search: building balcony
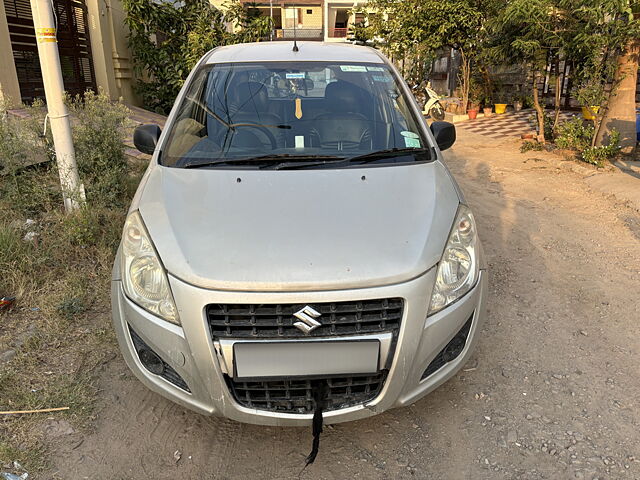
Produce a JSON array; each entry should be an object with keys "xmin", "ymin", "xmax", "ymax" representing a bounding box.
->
[
  {"xmin": 274, "ymin": 28, "xmax": 324, "ymax": 41},
  {"xmin": 328, "ymin": 27, "xmax": 348, "ymax": 38}
]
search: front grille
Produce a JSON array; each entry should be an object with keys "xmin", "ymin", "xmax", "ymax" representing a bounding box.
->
[
  {"xmin": 226, "ymin": 372, "xmax": 387, "ymax": 414},
  {"xmin": 207, "ymin": 298, "xmax": 404, "ymax": 338}
]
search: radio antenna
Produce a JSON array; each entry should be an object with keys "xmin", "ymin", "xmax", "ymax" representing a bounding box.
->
[{"xmin": 292, "ymin": 6, "xmax": 299, "ymax": 51}]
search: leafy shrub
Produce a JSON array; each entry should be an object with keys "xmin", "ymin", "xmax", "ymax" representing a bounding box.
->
[
  {"xmin": 67, "ymin": 90, "xmax": 131, "ymax": 208},
  {"xmin": 123, "ymin": 0, "xmax": 272, "ymax": 113},
  {"xmin": 0, "ymin": 92, "xmax": 135, "ymax": 474},
  {"xmin": 0, "ymin": 99, "xmax": 61, "ymax": 216},
  {"xmin": 1, "ymin": 91, "xmax": 131, "ymax": 216},
  {"xmin": 555, "ymin": 117, "xmax": 594, "ymax": 151},
  {"xmin": 520, "ymin": 140, "xmax": 543, "ymax": 152},
  {"xmin": 581, "ymin": 129, "xmax": 621, "ymax": 167}
]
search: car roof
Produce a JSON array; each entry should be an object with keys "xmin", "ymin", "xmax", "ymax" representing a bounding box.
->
[{"xmin": 204, "ymin": 41, "xmax": 387, "ymax": 64}]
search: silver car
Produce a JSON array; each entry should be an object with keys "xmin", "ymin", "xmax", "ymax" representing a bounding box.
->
[{"xmin": 111, "ymin": 41, "xmax": 487, "ymax": 426}]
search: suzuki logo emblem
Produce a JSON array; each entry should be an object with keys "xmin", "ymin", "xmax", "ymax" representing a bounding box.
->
[{"xmin": 293, "ymin": 306, "xmax": 322, "ymax": 334}]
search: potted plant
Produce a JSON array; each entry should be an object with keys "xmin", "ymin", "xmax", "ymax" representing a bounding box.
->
[
  {"xmin": 492, "ymin": 82, "xmax": 507, "ymax": 114},
  {"xmin": 481, "ymin": 94, "xmax": 493, "ymax": 117},
  {"xmin": 581, "ymin": 106, "xmax": 599, "ymax": 121},
  {"xmin": 494, "ymin": 102, "xmax": 508, "ymax": 114},
  {"xmin": 576, "ymin": 81, "xmax": 605, "ymax": 124},
  {"xmin": 467, "ymin": 101, "xmax": 479, "ymax": 120},
  {"xmin": 494, "ymin": 93, "xmax": 508, "ymax": 114},
  {"xmin": 467, "ymin": 81, "xmax": 482, "ymax": 120},
  {"xmin": 513, "ymin": 95, "xmax": 523, "ymax": 112}
]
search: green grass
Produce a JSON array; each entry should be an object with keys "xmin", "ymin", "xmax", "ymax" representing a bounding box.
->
[
  {"xmin": 0, "ymin": 204, "xmax": 129, "ymax": 475},
  {"xmin": 0, "ymin": 441, "xmax": 47, "ymax": 475},
  {"xmin": 0, "ymin": 91, "xmax": 143, "ymax": 477}
]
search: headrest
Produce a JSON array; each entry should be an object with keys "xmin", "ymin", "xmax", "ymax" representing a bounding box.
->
[
  {"xmin": 228, "ymin": 81, "xmax": 269, "ymax": 115},
  {"xmin": 324, "ymin": 81, "xmax": 363, "ymax": 113}
]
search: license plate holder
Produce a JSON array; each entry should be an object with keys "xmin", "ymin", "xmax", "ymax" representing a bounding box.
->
[{"xmin": 233, "ymin": 340, "xmax": 380, "ymax": 379}]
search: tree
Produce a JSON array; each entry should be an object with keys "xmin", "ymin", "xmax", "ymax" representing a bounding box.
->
[
  {"xmin": 366, "ymin": 0, "xmax": 486, "ymax": 111},
  {"xmin": 122, "ymin": 0, "xmax": 272, "ymax": 113},
  {"xmin": 487, "ymin": 0, "xmax": 567, "ymax": 143},
  {"xmin": 597, "ymin": 39, "xmax": 639, "ymax": 153},
  {"xmin": 567, "ymin": 0, "xmax": 640, "ymax": 152},
  {"xmin": 223, "ymin": 1, "xmax": 273, "ymax": 44},
  {"xmin": 348, "ymin": 10, "xmax": 374, "ymax": 45}
]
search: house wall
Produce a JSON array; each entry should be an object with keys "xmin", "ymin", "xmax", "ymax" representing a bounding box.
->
[
  {"xmin": 298, "ymin": 6, "xmax": 322, "ymax": 28},
  {"xmin": 0, "ymin": 0, "xmax": 139, "ymax": 107},
  {"xmin": 324, "ymin": 0, "xmax": 370, "ymax": 42},
  {"xmin": 0, "ymin": 0, "xmax": 22, "ymax": 105}
]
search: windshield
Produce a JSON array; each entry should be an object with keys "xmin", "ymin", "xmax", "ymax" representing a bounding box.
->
[{"xmin": 160, "ymin": 61, "xmax": 430, "ymax": 168}]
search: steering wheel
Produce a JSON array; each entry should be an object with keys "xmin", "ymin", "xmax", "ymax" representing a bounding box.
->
[
  {"xmin": 216, "ymin": 124, "xmax": 278, "ymax": 150},
  {"xmin": 237, "ymin": 124, "xmax": 278, "ymax": 150}
]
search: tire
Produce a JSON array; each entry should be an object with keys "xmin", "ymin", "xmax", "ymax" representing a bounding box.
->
[{"xmin": 429, "ymin": 103, "xmax": 445, "ymax": 121}]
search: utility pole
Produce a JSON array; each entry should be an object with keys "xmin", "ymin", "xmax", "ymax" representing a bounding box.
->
[
  {"xmin": 269, "ymin": 0, "xmax": 273, "ymax": 41},
  {"xmin": 30, "ymin": 0, "xmax": 85, "ymax": 212}
]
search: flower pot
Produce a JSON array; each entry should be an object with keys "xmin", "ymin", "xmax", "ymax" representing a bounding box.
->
[
  {"xmin": 494, "ymin": 103, "xmax": 507, "ymax": 114},
  {"xmin": 467, "ymin": 109, "xmax": 478, "ymax": 120},
  {"xmin": 483, "ymin": 107, "xmax": 493, "ymax": 117},
  {"xmin": 581, "ymin": 106, "xmax": 599, "ymax": 121},
  {"xmin": 513, "ymin": 101, "xmax": 522, "ymax": 112}
]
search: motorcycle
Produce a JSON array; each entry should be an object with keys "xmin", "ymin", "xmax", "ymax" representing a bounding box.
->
[{"xmin": 411, "ymin": 82, "xmax": 445, "ymax": 121}]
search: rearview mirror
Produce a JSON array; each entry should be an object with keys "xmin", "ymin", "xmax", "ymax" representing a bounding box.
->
[
  {"xmin": 133, "ymin": 124, "xmax": 162, "ymax": 155},
  {"xmin": 430, "ymin": 121, "xmax": 456, "ymax": 151}
]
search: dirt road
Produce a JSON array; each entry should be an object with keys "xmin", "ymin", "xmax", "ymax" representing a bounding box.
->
[{"xmin": 50, "ymin": 131, "xmax": 640, "ymax": 479}]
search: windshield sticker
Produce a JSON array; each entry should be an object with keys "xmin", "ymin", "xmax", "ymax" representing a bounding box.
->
[
  {"xmin": 340, "ymin": 65, "xmax": 368, "ymax": 72},
  {"xmin": 286, "ymin": 72, "xmax": 305, "ymax": 79},
  {"xmin": 372, "ymin": 75, "xmax": 391, "ymax": 82},
  {"xmin": 367, "ymin": 66, "xmax": 385, "ymax": 72},
  {"xmin": 295, "ymin": 135, "xmax": 305, "ymax": 149},
  {"xmin": 400, "ymin": 131, "xmax": 420, "ymax": 139},
  {"xmin": 404, "ymin": 137, "xmax": 422, "ymax": 148}
]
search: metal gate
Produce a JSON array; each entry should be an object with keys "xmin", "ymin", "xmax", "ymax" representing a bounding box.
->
[{"xmin": 4, "ymin": 0, "xmax": 96, "ymax": 102}]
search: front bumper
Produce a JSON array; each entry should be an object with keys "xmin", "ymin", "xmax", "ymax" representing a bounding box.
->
[{"xmin": 111, "ymin": 266, "xmax": 487, "ymax": 426}]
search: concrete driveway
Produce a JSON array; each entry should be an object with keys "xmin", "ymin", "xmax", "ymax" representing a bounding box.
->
[{"xmin": 50, "ymin": 130, "xmax": 640, "ymax": 480}]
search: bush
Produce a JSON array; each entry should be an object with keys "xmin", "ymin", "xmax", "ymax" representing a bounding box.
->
[
  {"xmin": 555, "ymin": 117, "xmax": 594, "ymax": 151},
  {"xmin": 552, "ymin": 117, "xmax": 620, "ymax": 167},
  {"xmin": 0, "ymin": 99, "xmax": 61, "ymax": 216},
  {"xmin": 0, "ymin": 91, "xmax": 137, "ymax": 473},
  {"xmin": 581, "ymin": 129, "xmax": 621, "ymax": 167},
  {"xmin": 1, "ymin": 92, "xmax": 131, "ymax": 216},
  {"xmin": 520, "ymin": 140, "xmax": 544, "ymax": 153},
  {"xmin": 67, "ymin": 90, "xmax": 131, "ymax": 208}
]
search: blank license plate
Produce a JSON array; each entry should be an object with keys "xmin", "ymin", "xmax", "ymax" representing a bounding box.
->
[{"xmin": 233, "ymin": 340, "xmax": 380, "ymax": 378}]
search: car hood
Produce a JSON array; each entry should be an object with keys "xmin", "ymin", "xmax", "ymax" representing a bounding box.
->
[{"xmin": 137, "ymin": 162, "xmax": 460, "ymax": 291}]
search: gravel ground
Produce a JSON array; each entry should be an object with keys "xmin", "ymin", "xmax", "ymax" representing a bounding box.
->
[{"xmin": 48, "ymin": 131, "xmax": 640, "ymax": 480}]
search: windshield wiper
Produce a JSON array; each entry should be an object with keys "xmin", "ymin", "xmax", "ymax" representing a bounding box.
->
[
  {"xmin": 344, "ymin": 147, "xmax": 433, "ymax": 164},
  {"xmin": 183, "ymin": 154, "xmax": 344, "ymax": 169},
  {"xmin": 182, "ymin": 149, "xmax": 431, "ymax": 169},
  {"xmin": 257, "ymin": 148, "xmax": 433, "ymax": 170}
]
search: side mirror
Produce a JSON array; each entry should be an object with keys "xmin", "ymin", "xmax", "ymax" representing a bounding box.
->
[
  {"xmin": 430, "ymin": 121, "xmax": 456, "ymax": 151},
  {"xmin": 133, "ymin": 124, "xmax": 162, "ymax": 155}
]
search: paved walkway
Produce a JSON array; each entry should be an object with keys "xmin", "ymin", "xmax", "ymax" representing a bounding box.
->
[
  {"xmin": 124, "ymin": 105, "xmax": 166, "ymax": 160},
  {"xmin": 456, "ymin": 108, "xmax": 575, "ymax": 139},
  {"xmin": 7, "ymin": 104, "xmax": 167, "ymax": 162}
]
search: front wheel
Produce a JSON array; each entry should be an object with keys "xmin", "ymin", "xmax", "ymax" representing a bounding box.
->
[{"xmin": 429, "ymin": 102, "xmax": 445, "ymax": 121}]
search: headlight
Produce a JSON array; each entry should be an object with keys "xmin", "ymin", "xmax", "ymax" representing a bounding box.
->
[
  {"xmin": 121, "ymin": 211, "xmax": 179, "ymax": 324},
  {"xmin": 428, "ymin": 205, "xmax": 479, "ymax": 315}
]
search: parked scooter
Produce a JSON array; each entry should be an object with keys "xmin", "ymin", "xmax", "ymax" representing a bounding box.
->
[{"xmin": 412, "ymin": 82, "xmax": 445, "ymax": 121}]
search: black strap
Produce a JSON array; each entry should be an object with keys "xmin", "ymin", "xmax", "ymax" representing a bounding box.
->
[{"xmin": 304, "ymin": 381, "xmax": 328, "ymax": 468}]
